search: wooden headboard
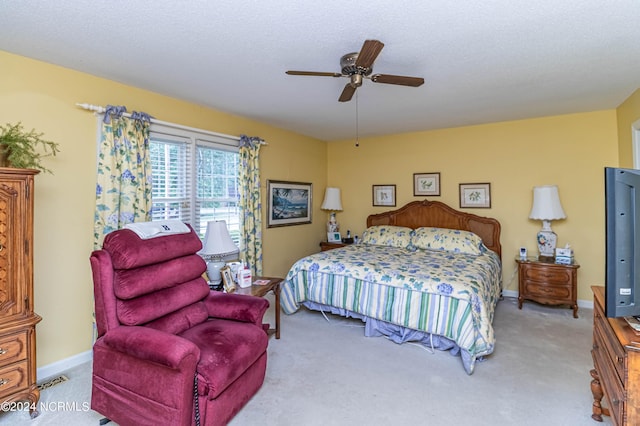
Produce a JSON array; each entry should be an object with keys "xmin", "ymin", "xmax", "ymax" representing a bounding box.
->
[{"xmin": 366, "ymin": 200, "xmax": 502, "ymax": 259}]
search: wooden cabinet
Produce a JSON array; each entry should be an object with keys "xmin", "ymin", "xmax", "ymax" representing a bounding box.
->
[
  {"xmin": 516, "ymin": 257, "xmax": 579, "ymax": 318},
  {"xmin": 590, "ymin": 286, "xmax": 640, "ymax": 425},
  {"xmin": 0, "ymin": 168, "xmax": 41, "ymax": 418}
]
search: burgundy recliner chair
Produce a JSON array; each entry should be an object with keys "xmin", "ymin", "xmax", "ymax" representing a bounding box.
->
[{"xmin": 90, "ymin": 226, "xmax": 269, "ymax": 426}]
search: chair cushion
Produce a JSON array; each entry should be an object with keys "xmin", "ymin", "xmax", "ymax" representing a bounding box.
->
[
  {"xmin": 114, "ymin": 254, "xmax": 206, "ymax": 299},
  {"xmin": 104, "ymin": 226, "xmax": 203, "ymax": 269},
  {"xmin": 104, "ymin": 225, "xmax": 210, "ymax": 329},
  {"xmin": 180, "ymin": 319, "xmax": 269, "ymax": 399},
  {"xmin": 145, "ymin": 302, "xmax": 210, "ymax": 335},
  {"xmin": 117, "ymin": 278, "xmax": 210, "ymax": 326}
]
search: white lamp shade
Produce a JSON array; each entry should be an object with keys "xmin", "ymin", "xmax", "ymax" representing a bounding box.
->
[
  {"xmin": 201, "ymin": 220, "xmax": 238, "ymax": 257},
  {"xmin": 321, "ymin": 187, "xmax": 343, "ymax": 211},
  {"xmin": 529, "ymin": 185, "xmax": 566, "ymax": 220}
]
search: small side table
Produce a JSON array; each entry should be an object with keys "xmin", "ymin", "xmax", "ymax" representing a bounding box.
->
[
  {"xmin": 234, "ymin": 277, "xmax": 283, "ymax": 339},
  {"xmin": 515, "ymin": 256, "xmax": 580, "ymax": 318},
  {"xmin": 320, "ymin": 241, "xmax": 349, "ymax": 251}
]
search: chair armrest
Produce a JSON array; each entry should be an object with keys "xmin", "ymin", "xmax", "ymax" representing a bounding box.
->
[
  {"xmin": 204, "ymin": 292, "xmax": 269, "ymax": 327},
  {"xmin": 102, "ymin": 326, "xmax": 200, "ymax": 369}
]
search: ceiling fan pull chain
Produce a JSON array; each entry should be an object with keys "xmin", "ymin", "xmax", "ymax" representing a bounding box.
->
[{"xmin": 355, "ymin": 92, "xmax": 359, "ymax": 147}]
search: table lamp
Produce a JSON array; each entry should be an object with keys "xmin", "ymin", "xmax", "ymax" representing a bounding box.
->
[
  {"xmin": 201, "ymin": 220, "xmax": 239, "ymax": 285},
  {"xmin": 529, "ymin": 185, "xmax": 566, "ymax": 258},
  {"xmin": 320, "ymin": 187, "xmax": 343, "ymax": 233}
]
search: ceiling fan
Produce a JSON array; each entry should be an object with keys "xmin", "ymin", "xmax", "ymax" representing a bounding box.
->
[{"xmin": 286, "ymin": 39, "xmax": 425, "ymax": 102}]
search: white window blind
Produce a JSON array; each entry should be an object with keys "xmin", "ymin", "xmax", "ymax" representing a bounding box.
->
[
  {"xmin": 149, "ymin": 123, "xmax": 240, "ymax": 242},
  {"xmin": 150, "ymin": 134, "xmax": 192, "ymax": 223}
]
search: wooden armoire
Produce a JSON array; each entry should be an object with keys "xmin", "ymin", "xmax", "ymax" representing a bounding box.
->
[{"xmin": 0, "ymin": 168, "xmax": 41, "ymax": 418}]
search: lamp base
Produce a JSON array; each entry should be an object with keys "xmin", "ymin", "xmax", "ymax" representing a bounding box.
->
[
  {"xmin": 327, "ymin": 212, "xmax": 339, "ymax": 233},
  {"xmin": 536, "ymin": 229, "xmax": 557, "ymax": 258},
  {"xmin": 207, "ymin": 260, "xmax": 226, "ymax": 285}
]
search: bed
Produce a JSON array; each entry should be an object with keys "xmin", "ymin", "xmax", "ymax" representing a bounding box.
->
[{"xmin": 281, "ymin": 200, "xmax": 502, "ymax": 374}]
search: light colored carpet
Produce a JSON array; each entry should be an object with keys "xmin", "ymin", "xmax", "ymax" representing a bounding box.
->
[{"xmin": 0, "ymin": 297, "xmax": 612, "ymax": 425}]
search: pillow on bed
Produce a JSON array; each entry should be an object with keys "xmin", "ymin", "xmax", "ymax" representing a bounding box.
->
[
  {"xmin": 411, "ymin": 227, "xmax": 485, "ymax": 255},
  {"xmin": 360, "ymin": 225, "xmax": 413, "ymax": 249}
]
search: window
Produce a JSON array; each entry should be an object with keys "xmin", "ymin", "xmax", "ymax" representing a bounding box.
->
[{"xmin": 149, "ymin": 123, "xmax": 240, "ymax": 242}]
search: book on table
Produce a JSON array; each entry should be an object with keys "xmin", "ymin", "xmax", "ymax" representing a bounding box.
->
[{"xmin": 624, "ymin": 315, "xmax": 640, "ymax": 334}]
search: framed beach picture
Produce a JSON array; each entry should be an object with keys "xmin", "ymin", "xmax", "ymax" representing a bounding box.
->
[
  {"xmin": 267, "ymin": 180, "xmax": 313, "ymax": 227},
  {"xmin": 372, "ymin": 184, "xmax": 396, "ymax": 207},
  {"xmin": 413, "ymin": 172, "xmax": 440, "ymax": 196},
  {"xmin": 459, "ymin": 183, "xmax": 491, "ymax": 208}
]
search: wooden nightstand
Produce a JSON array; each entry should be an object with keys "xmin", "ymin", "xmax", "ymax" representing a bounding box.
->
[
  {"xmin": 319, "ymin": 241, "xmax": 348, "ymax": 251},
  {"xmin": 515, "ymin": 256, "xmax": 580, "ymax": 318}
]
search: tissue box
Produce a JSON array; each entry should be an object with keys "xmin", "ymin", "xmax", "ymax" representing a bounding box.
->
[
  {"xmin": 555, "ymin": 256, "xmax": 574, "ymax": 265},
  {"xmin": 555, "ymin": 247, "xmax": 573, "ymax": 258}
]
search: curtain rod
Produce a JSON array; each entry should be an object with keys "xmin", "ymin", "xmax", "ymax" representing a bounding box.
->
[{"xmin": 76, "ymin": 103, "xmax": 267, "ymax": 145}]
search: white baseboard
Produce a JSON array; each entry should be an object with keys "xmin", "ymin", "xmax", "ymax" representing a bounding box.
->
[
  {"xmin": 501, "ymin": 289, "xmax": 593, "ymax": 310},
  {"xmin": 502, "ymin": 289, "xmax": 518, "ymax": 299},
  {"xmin": 38, "ymin": 350, "xmax": 93, "ymax": 382}
]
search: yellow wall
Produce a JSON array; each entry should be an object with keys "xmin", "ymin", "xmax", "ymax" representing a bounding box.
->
[
  {"xmin": 1, "ymin": 50, "xmax": 328, "ymax": 367},
  {"xmin": 328, "ymin": 111, "xmax": 619, "ymax": 301},
  {"xmin": 616, "ymin": 88, "xmax": 640, "ymax": 167}
]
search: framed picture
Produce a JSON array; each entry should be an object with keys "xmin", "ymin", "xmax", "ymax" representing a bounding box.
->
[
  {"xmin": 459, "ymin": 183, "xmax": 491, "ymax": 208},
  {"xmin": 220, "ymin": 266, "xmax": 236, "ymax": 293},
  {"xmin": 413, "ymin": 172, "xmax": 440, "ymax": 196},
  {"xmin": 267, "ymin": 180, "xmax": 312, "ymax": 228},
  {"xmin": 372, "ymin": 185, "xmax": 396, "ymax": 207},
  {"xmin": 327, "ymin": 232, "xmax": 341, "ymax": 242}
]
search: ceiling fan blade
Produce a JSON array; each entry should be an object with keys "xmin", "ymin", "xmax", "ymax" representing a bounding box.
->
[
  {"xmin": 338, "ymin": 83, "xmax": 356, "ymax": 102},
  {"xmin": 371, "ymin": 74, "xmax": 425, "ymax": 87},
  {"xmin": 355, "ymin": 40, "xmax": 384, "ymax": 69},
  {"xmin": 286, "ymin": 71, "xmax": 343, "ymax": 77}
]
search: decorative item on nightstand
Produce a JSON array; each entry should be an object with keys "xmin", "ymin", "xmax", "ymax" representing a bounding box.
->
[
  {"xmin": 529, "ymin": 185, "xmax": 566, "ymax": 259},
  {"xmin": 555, "ymin": 245, "xmax": 574, "ymax": 264},
  {"xmin": 321, "ymin": 187, "xmax": 343, "ymax": 233},
  {"xmin": 200, "ymin": 221, "xmax": 239, "ymax": 288}
]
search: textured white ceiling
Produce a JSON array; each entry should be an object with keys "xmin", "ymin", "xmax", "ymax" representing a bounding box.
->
[{"xmin": 1, "ymin": 0, "xmax": 639, "ymax": 141}]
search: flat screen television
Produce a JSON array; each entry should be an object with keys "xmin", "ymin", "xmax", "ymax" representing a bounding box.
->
[{"xmin": 605, "ymin": 166, "xmax": 640, "ymax": 318}]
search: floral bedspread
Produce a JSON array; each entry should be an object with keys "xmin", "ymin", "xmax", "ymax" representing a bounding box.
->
[{"xmin": 281, "ymin": 244, "xmax": 502, "ymax": 366}]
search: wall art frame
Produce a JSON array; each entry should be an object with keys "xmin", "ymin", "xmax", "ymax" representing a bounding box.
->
[
  {"xmin": 267, "ymin": 180, "xmax": 312, "ymax": 227},
  {"xmin": 413, "ymin": 172, "xmax": 441, "ymax": 196},
  {"xmin": 372, "ymin": 184, "xmax": 396, "ymax": 207},
  {"xmin": 459, "ymin": 183, "xmax": 491, "ymax": 208}
]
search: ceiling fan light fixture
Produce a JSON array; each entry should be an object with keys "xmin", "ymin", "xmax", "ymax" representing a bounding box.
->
[{"xmin": 349, "ymin": 74, "xmax": 363, "ymax": 88}]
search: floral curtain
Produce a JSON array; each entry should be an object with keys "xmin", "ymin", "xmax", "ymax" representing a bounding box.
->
[
  {"xmin": 93, "ymin": 106, "xmax": 153, "ymax": 249},
  {"xmin": 238, "ymin": 135, "xmax": 264, "ymax": 276}
]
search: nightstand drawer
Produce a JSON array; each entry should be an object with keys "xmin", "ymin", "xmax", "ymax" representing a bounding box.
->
[
  {"xmin": 524, "ymin": 281, "xmax": 571, "ymax": 299},
  {"xmin": 522, "ymin": 265, "xmax": 572, "ymax": 283},
  {"xmin": 0, "ymin": 360, "xmax": 28, "ymax": 400},
  {"xmin": 0, "ymin": 332, "xmax": 28, "ymax": 367}
]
